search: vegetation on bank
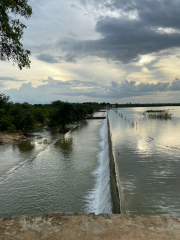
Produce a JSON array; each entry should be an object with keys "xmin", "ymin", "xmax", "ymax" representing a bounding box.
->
[
  {"xmin": 113, "ymin": 103, "xmax": 180, "ymax": 108},
  {"xmin": 146, "ymin": 110, "xmax": 166, "ymax": 113},
  {"xmin": 0, "ymin": 93, "xmax": 102, "ymax": 134},
  {"xmin": 1, "ymin": 93, "xmax": 177, "ymax": 134},
  {"xmin": 142, "ymin": 110, "xmax": 172, "ymax": 119}
]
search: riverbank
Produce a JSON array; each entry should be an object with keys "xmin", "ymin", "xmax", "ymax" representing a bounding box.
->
[
  {"xmin": 0, "ymin": 122, "xmax": 81, "ymax": 184},
  {"xmin": 0, "ymin": 132, "xmax": 31, "ymax": 144},
  {"xmin": 0, "ymin": 121, "xmax": 83, "ymax": 145},
  {"xmin": 0, "ymin": 213, "xmax": 180, "ymax": 239}
]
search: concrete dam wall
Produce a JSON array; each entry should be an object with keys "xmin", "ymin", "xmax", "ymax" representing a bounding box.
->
[{"xmin": 0, "ymin": 213, "xmax": 180, "ymax": 239}]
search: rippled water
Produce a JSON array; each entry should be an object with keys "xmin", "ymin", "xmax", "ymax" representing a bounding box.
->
[
  {"xmin": 108, "ymin": 107, "xmax": 180, "ymax": 216},
  {"xmin": 0, "ymin": 129, "xmax": 62, "ymax": 180},
  {"xmin": 0, "ymin": 113, "xmax": 113, "ymax": 217}
]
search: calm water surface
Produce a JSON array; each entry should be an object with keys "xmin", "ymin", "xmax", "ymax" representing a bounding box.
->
[
  {"xmin": 108, "ymin": 107, "xmax": 180, "ymax": 216},
  {"xmin": 0, "ymin": 113, "xmax": 113, "ymax": 217}
]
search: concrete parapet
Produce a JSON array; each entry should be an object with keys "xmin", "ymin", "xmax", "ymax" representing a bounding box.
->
[{"xmin": 0, "ymin": 213, "xmax": 180, "ymax": 239}]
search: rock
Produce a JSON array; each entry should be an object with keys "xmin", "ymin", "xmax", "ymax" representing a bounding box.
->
[{"xmin": 37, "ymin": 135, "xmax": 43, "ymax": 139}]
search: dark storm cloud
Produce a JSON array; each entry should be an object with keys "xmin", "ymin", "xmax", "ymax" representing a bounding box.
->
[
  {"xmin": 168, "ymin": 78, "xmax": 180, "ymax": 91},
  {"xmin": 59, "ymin": 53, "xmax": 79, "ymax": 63},
  {"xmin": 58, "ymin": 18, "xmax": 180, "ymax": 63},
  {"xmin": 78, "ymin": 0, "xmax": 180, "ymax": 30},
  {"xmin": 62, "ymin": 0, "xmax": 180, "ymax": 63},
  {"xmin": 36, "ymin": 54, "xmax": 59, "ymax": 64},
  {"xmin": 111, "ymin": 79, "xmax": 171, "ymax": 96},
  {"xmin": 96, "ymin": 17, "xmax": 180, "ymax": 62},
  {"xmin": 106, "ymin": 0, "xmax": 180, "ymax": 30},
  {"xmin": 37, "ymin": 52, "xmax": 82, "ymax": 64},
  {"xmin": 41, "ymin": 76, "xmax": 100, "ymax": 87},
  {"xmin": 113, "ymin": 78, "xmax": 180, "ymax": 98}
]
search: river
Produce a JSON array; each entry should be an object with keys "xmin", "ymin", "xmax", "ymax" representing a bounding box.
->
[{"xmin": 0, "ymin": 112, "xmax": 114, "ymax": 217}]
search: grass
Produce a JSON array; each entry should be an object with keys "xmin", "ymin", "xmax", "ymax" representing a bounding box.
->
[
  {"xmin": 142, "ymin": 110, "xmax": 172, "ymax": 119},
  {"xmin": 146, "ymin": 110, "xmax": 166, "ymax": 113}
]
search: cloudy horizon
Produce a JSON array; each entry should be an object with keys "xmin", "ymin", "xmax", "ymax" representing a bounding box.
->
[{"xmin": 1, "ymin": 0, "xmax": 180, "ymax": 104}]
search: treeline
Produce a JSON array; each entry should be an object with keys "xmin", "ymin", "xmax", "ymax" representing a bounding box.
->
[
  {"xmin": 113, "ymin": 103, "xmax": 180, "ymax": 108},
  {"xmin": 0, "ymin": 93, "xmax": 100, "ymax": 134}
]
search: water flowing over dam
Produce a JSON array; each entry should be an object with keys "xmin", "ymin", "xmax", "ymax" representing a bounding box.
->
[
  {"xmin": 0, "ymin": 112, "xmax": 118, "ymax": 217},
  {"xmin": 85, "ymin": 113, "xmax": 112, "ymax": 213}
]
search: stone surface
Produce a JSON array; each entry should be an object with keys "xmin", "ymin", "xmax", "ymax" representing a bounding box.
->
[
  {"xmin": 0, "ymin": 214, "xmax": 180, "ymax": 239},
  {"xmin": 0, "ymin": 133, "xmax": 30, "ymax": 144}
]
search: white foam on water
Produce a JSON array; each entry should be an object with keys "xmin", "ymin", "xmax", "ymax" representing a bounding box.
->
[{"xmin": 85, "ymin": 113, "xmax": 112, "ymax": 214}]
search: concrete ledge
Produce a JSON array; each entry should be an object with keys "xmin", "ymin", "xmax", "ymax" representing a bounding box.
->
[
  {"xmin": 0, "ymin": 213, "xmax": 180, "ymax": 239},
  {"xmin": 85, "ymin": 117, "xmax": 106, "ymax": 119}
]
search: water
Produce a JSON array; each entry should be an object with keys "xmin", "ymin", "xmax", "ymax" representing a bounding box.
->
[
  {"xmin": 86, "ymin": 114, "xmax": 112, "ymax": 213},
  {"xmin": 0, "ymin": 129, "xmax": 62, "ymax": 180},
  {"xmin": 108, "ymin": 106, "xmax": 180, "ymax": 216},
  {"xmin": 0, "ymin": 113, "xmax": 113, "ymax": 217}
]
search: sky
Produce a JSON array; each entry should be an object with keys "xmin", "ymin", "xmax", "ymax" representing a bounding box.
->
[{"xmin": 1, "ymin": 0, "xmax": 180, "ymax": 104}]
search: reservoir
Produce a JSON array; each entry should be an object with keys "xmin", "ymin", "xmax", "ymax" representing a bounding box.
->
[
  {"xmin": 108, "ymin": 106, "xmax": 180, "ymax": 216},
  {"xmin": 0, "ymin": 112, "xmax": 114, "ymax": 217}
]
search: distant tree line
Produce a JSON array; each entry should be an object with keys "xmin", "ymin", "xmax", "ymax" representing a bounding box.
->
[
  {"xmin": 113, "ymin": 103, "xmax": 180, "ymax": 108},
  {"xmin": 2, "ymin": 93, "xmax": 178, "ymax": 134},
  {"xmin": 0, "ymin": 93, "xmax": 101, "ymax": 134}
]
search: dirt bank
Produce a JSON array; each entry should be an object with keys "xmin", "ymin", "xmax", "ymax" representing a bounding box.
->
[
  {"xmin": 0, "ymin": 133, "xmax": 31, "ymax": 144},
  {"xmin": 0, "ymin": 213, "xmax": 180, "ymax": 239}
]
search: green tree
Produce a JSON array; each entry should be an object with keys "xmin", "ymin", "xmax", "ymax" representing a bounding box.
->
[
  {"xmin": 0, "ymin": 0, "xmax": 32, "ymax": 69},
  {"xmin": 31, "ymin": 107, "xmax": 45, "ymax": 123},
  {"xmin": 72, "ymin": 103, "xmax": 87, "ymax": 121},
  {"xmin": 14, "ymin": 110, "xmax": 34, "ymax": 133},
  {"xmin": 48, "ymin": 101, "xmax": 73, "ymax": 132},
  {"xmin": 0, "ymin": 116, "xmax": 12, "ymax": 131},
  {"xmin": 0, "ymin": 93, "xmax": 10, "ymax": 108}
]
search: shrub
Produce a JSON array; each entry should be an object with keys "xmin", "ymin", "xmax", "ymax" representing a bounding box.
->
[
  {"xmin": 14, "ymin": 111, "xmax": 34, "ymax": 133},
  {"xmin": 7, "ymin": 124, "xmax": 16, "ymax": 133},
  {"xmin": 0, "ymin": 118, "xmax": 12, "ymax": 131},
  {"xmin": 142, "ymin": 110, "xmax": 172, "ymax": 119},
  {"xmin": 31, "ymin": 107, "xmax": 45, "ymax": 123}
]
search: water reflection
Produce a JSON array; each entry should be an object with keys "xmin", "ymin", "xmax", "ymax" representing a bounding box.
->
[
  {"xmin": 0, "ymin": 130, "xmax": 62, "ymax": 179},
  {"xmin": 55, "ymin": 135, "xmax": 73, "ymax": 156},
  {"xmin": 16, "ymin": 140, "xmax": 35, "ymax": 152},
  {"xmin": 109, "ymin": 106, "xmax": 180, "ymax": 216}
]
